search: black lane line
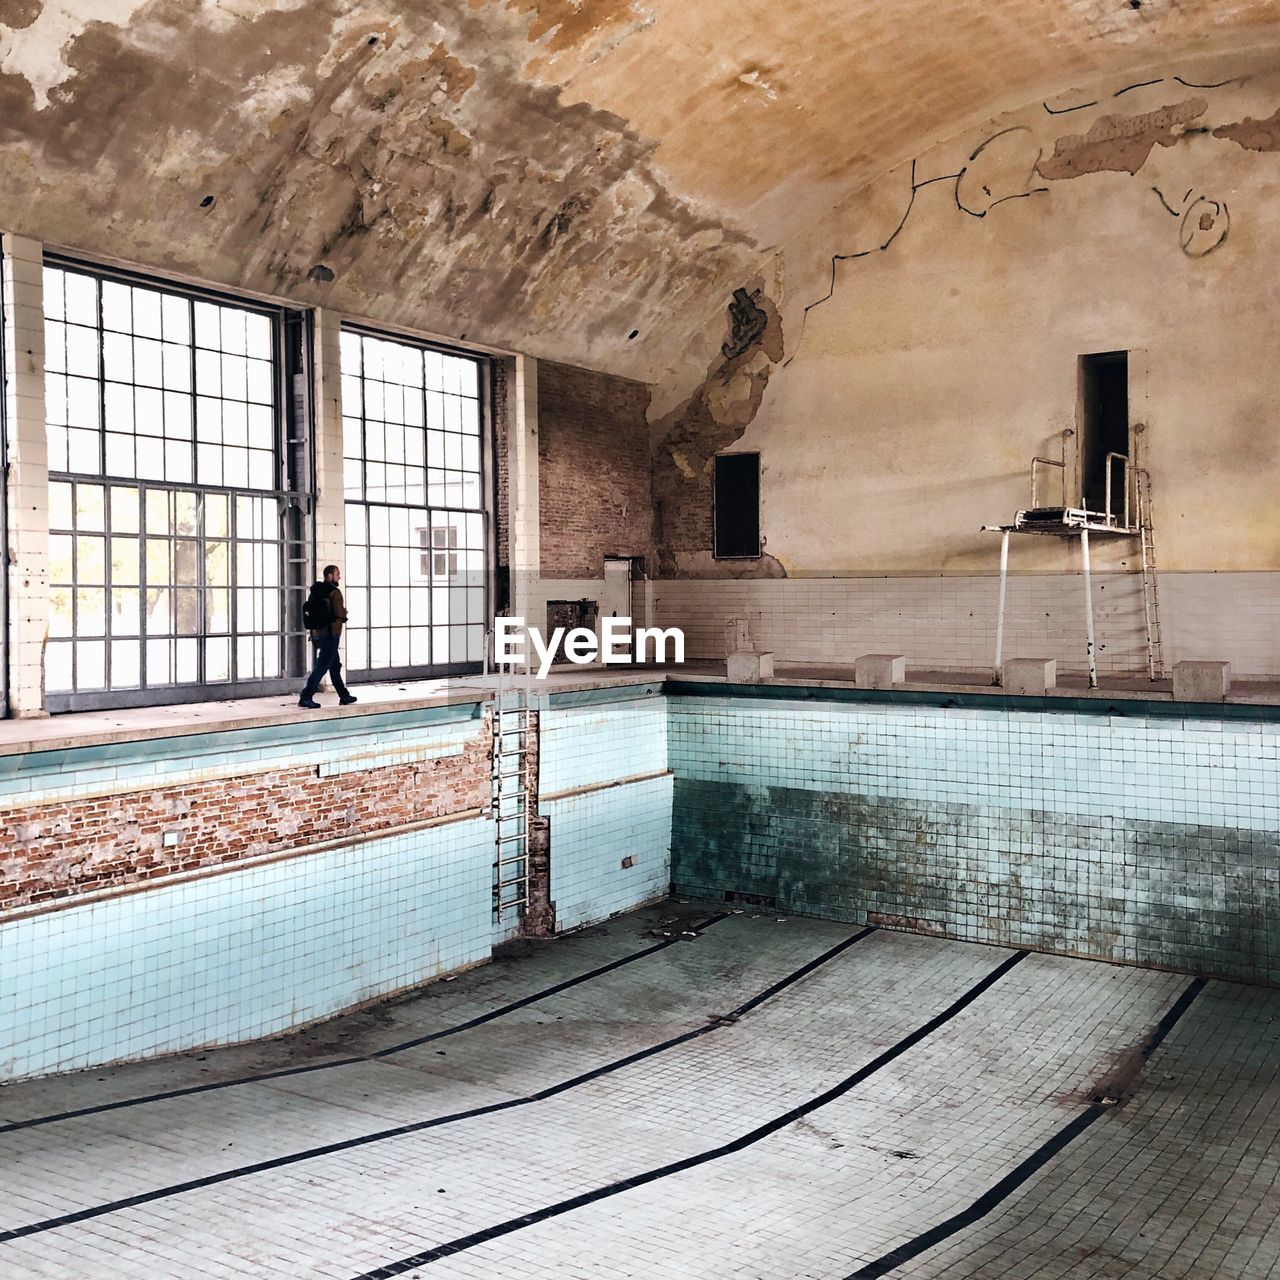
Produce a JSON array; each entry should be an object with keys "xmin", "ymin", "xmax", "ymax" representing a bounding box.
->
[
  {"xmin": 335, "ymin": 949, "xmax": 1030, "ymax": 1280},
  {"xmin": 0, "ymin": 913, "xmax": 730, "ymax": 1137},
  {"xmin": 845, "ymin": 975, "xmax": 1208, "ymax": 1280},
  {"xmin": 0, "ymin": 926, "xmax": 875, "ymax": 1245}
]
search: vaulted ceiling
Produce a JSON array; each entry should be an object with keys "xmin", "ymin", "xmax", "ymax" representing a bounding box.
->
[{"xmin": 2, "ymin": 0, "xmax": 1279, "ymax": 385}]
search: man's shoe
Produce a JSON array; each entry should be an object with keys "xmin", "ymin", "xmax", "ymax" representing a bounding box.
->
[
  {"xmin": 298, "ymin": 696, "xmax": 321, "ymax": 709},
  {"xmin": 339, "ymin": 695, "xmax": 358, "ymax": 705}
]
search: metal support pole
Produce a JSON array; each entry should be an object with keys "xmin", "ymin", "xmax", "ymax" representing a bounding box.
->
[
  {"xmin": 1080, "ymin": 528, "xmax": 1097, "ymax": 689},
  {"xmin": 994, "ymin": 530, "xmax": 1010, "ymax": 686}
]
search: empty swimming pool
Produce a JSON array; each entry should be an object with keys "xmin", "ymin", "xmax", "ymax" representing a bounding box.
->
[{"xmin": 1, "ymin": 900, "xmax": 1275, "ymax": 1279}]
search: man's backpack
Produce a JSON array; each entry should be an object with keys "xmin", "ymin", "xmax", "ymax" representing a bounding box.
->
[{"xmin": 302, "ymin": 584, "xmax": 334, "ymax": 631}]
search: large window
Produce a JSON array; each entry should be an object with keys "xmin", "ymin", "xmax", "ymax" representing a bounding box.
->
[
  {"xmin": 341, "ymin": 328, "xmax": 487, "ymax": 676},
  {"xmin": 42, "ymin": 261, "xmax": 309, "ymax": 709}
]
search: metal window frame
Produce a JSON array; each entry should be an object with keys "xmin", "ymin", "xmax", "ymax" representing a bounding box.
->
[
  {"xmin": 340, "ymin": 321, "xmax": 491, "ymax": 680},
  {"xmin": 41, "ymin": 254, "xmax": 314, "ymax": 712}
]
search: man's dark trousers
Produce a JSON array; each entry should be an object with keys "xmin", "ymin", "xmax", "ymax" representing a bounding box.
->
[{"xmin": 301, "ymin": 634, "xmax": 351, "ymax": 700}]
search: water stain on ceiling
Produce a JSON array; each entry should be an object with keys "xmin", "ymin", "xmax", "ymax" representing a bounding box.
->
[{"xmin": 2, "ymin": 0, "xmax": 1280, "ymax": 385}]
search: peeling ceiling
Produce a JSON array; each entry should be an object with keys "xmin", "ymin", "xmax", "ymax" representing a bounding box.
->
[{"xmin": 2, "ymin": 0, "xmax": 1280, "ymax": 386}]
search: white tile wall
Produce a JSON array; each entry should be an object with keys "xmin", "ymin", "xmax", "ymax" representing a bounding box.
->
[
  {"xmin": 649, "ymin": 572, "xmax": 1280, "ymax": 677},
  {"xmin": 2, "ymin": 233, "xmax": 50, "ymax": 717}
]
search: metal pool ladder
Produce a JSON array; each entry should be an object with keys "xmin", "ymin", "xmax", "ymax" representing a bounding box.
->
[
  {"xmin": 1134, "ymin": 467, "xmax": 1165, "ymax": 680},
  {"xmin": 492, "ymin": 654, "xmax": 534, "ymax": 923}
]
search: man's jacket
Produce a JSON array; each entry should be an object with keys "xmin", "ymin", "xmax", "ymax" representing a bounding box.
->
[{"xmin": 306, "ymin": 580, "xmax": 349, "ymax": 639}]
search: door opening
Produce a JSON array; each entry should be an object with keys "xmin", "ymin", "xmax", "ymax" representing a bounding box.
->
[{"xmin": 1079, "ymin": 351, "xmax": 1129, "ymax": 519}]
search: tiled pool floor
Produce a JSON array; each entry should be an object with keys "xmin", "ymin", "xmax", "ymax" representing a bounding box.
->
[{"xmin": 1, "ymin": 901, "xmax": 1276, "ymax": 1279}]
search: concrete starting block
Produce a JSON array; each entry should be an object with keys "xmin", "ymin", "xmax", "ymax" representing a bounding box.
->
[
  {"xmin": 854, "ymin": 654, "xmax": 906, "ymax": 690},
  {"xmin": 727, "ymin": 651, "xmax": 775, "ymax": 683},
  {"xmin": 1002, "ymin": 658, "xmax": 1057, "ymax": 697},
  {"xmin": 1173, "ymin": 660, "xmax": 1231, "ymax": 702}
]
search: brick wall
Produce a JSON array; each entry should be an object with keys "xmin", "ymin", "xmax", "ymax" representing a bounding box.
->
[
  {"xmin": 537, "ymin": 360, "xmax": 651, "ymax": 578},
  {"xmin": 0, "ymin": 734, "xmax": 490, "ymax": 912}
]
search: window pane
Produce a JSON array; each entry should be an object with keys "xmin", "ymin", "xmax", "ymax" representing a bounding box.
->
[
  {"xmin": 206, "ymin": 588, "xmax": 230, "ymax": 632},
  {"xmin": 105, "ymin": 433, "xmax": 135, "ymax": 477},
  {"xmin": 44, "ymin": 268, "xmax": 66, "ymax": 321},
  {"xmin": 111, "ymin": 486, "xmax": 140, "ymax": 534},
  {"xmin": 134, "ymin": 337, "xmax": 162, "ymax": 387},
  {"xmin": 77, "ymin": 536, "xmax": 105, "ymax": 584},
  {"xmin": 76, "ymin": 640, "xmax": 106, "ymax": 689},
  {"xmin": 67, "ymin": 376, "xmax": 100, "ymax": 429},
  {"xmin": 66, "ymin": 325, "xmax": 98, "ymax": 378},
  {"xmin": 64, "ymin": 272, "xmax": 96, "ymax": 325},
  {"xmin": 49, "ymin": 588, "xmax": 73, "ymax": 638},
  {"xmin": 146, "ymin": 538, "xmax": 172, "ymax": 583},
  {"xmin": 111, "ymin": 640, "xmax": 141, "ymax": 688},
  {"xmin": 47, "ymin": 427, "xmax": 70, "ymax": 473},
  {"xmin": 111, "ymin": 589, "xmax": 140, "ymax": 636},
  {"xmin": 174, "ymin": 540, "xmax": 200, "ymax": 585},
  {"xmin": 205, "ymin": 493, "xmax": 229, "ymax": 539},
  {"xmin": 135, "ymin": 438, "xmax": 164, "ymax": 481},
  {"xmin": 49, "ymin": 536, "xmax": 74, "ymax": 584},
  {"xmin": 46, "ymin": 642, "xmax": 73, "ymax": 692},
  {"xmin": 206, "ymin": 541, "xmax": 230, "ymax": 588},
  {"xmin": 162, "ymin": 294, "xmax": 190, "ymax": 343},
  {"xmin": 207, "ymin": 637, "xmax": 230, "ymax": 682},
  {"xmin": 110, "ymin": 537, "xmax": 139, "ymax": 585},
  {"xmin": 67, "ymin": 427, "xmax": 101, "ymax": 470},
  {"xmin": 147, "ymin": 637, "xmax": 173, "ymax": 685},
  {"xmin": 132, "ymin": 288, "xmax": 162, "ymax": 339},
  {"xmin": 101, "ymin": 281, "xmax": 130, "ymax": 332},
  {"xmin": 145, "ymin": 488, "xmax": 169, "ymax": 529},
  {"xmin": 176, "ymin": 637, "xmax": 199, "ymax": 681}
]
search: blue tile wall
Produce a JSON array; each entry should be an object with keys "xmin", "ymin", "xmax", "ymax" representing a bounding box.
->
[
  {"xmin": 669, "ymin": 694, "xmax": 1280, "ymax": 983},
  {"xmin": 539, "ymin": 693, "xmax": 668, "ymax": 797},
  {"xmin": 541, "ymin": 695, "xmax": 672, "ymax": 930},
  {"xmin": 546, "ymin": 776, "xmax": 674, "ymax": 931},
  {"xmin": 0, "ymin": 817, "xmax": 493, "ymax": 1081}
]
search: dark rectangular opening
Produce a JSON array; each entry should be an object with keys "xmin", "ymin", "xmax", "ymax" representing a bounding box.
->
[
  {"xmin": 546, "ymin": 598, "xmax": 599, "ymax": 637},
  {"xmin": 1079, "ymin": 351, "xmax": 1129, "ymax": 519},
  {"xmin": 713, "ymin": 452, "xmax": 760, "ymax": 558}
]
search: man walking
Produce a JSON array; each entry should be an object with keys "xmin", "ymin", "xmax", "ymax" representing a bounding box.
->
[{"xmin": 299, "ymin": 564, "xmax": 358, "ymax": 709}]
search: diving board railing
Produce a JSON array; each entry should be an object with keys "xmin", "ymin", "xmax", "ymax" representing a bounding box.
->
[{"xmin": 987, "ymin": 448, "xmax": 1157, "ymax": 689}]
